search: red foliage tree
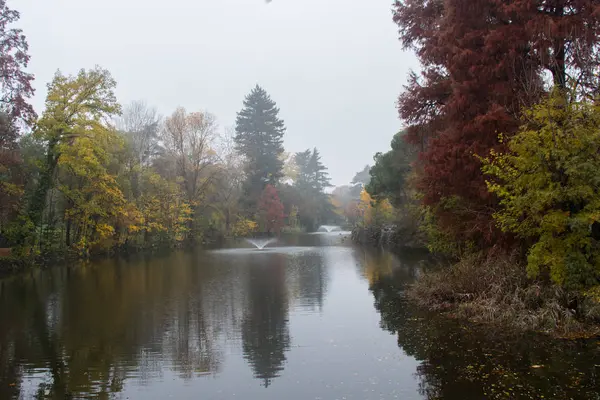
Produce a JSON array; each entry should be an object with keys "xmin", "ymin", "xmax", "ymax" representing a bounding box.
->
[
  {"xmin": 0, "ymin": 0, "xmax": 35, "ymax": 128},
  {"xmin": 393, "ymin": 0, "xmax": 600, "ymax": 247},
  {"xmin": 0, "ymin": 0, "xmax": 34, "ymax": 231},
  {"xmin": 257, "ymin": 184, "xmax": 285, "ymax": 234}
]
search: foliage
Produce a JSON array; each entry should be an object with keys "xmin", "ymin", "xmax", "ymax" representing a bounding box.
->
[
  {"xmin": 286, "ymin": 148, "xmax": 336, "ymax": 230},
  {"xmin": 0, "ymin": 0, "xmax": 340, "ymax": 261},
  {"xmin": 257, "ymin": 184, "xmax": 284, "ymax": 234},
  {"xmin": 366, "ymin": 130, "xmax": 416, "ymax": 207},
  {"xmin": 235, "ymin": 85, "xmax": 285, "ymax": 213},
  {"xmin": 57, "ymin": 124, "xmax": 126, "ymax": 254},
  {"xmin": 0, "ymin": 0, "xmax": 36, "ymax": 125},
  {"xmin": 393, "ymin": 0, "xmax": 600, "ymax": 248},
  {"xmin": 231, "ymin": 218, "xmax": 258, "ymax": 238},
  {"xmin": 30, "ymin": 66, "xmax": 121, "ymax": 234},
  {"xmin": 137, "ymin": 170, "xmax": 192, "ymax": 245},
  {"xmin": 482, "ymin": 94, "xmax": 600, "ymax": 290}
]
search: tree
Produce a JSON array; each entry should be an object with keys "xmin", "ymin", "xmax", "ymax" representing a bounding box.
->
[
  {"xmin": 366, "ymin": 131, "xmax": 416, "ymax": 207},
  {"xmin": 0, "ymin": 0, "xmax": 35, "ymax": 238},
  {"xmin": 291, "ymin": 148, "xmax": 335, "ymax": 230},
  {"xmin": 508, "ymin": 0, "xmax": 600, "ymax": 94},
  {"xmin": 117, "ymin": 101, "xmax": 162, "ymax": 201},
  {"xmin": 31, "ymin": 67, "xmax": 121, "ymax": 242},
  {"xmin": 0, "ymin": 0, "xmax": 35, "ymax": 126},
  {"xmin": 0, "ymin": 114, "xmax": 21, "ymax": 230},
  {"xmin": 211, "ymin": 127, "xmax": 245, "ymax": 233},
  {"xmin": 257, "ymin": 184, "xmax": 284, "ymax": 234},
  {"xmin": 234, "ymin": 85, "xmax": 285, "ymax": 213},
  {"xmin": 118, "ymin": 100, "xmax": 162, "ymax": 167},
  {"xmin": 393, "ymin": 0, "xmax": 600, "ymax": 248},
  {"xmin": 394, "ymin": 0, "xmax": 543, "ymax": 247},
  {"xmin": 308, "ymin": 148, "xmax": 331, "ymax": 192},
  {"xmin": 482, "ymin": 93, "xmax": 600, "ymax": 290},
  {"xmin": 162, "ymin": 107, "xmax": 219, "ymax": 237},
  {"xmin": 57, "ymin": 122, "xmax": 129, "ymax": 253}
]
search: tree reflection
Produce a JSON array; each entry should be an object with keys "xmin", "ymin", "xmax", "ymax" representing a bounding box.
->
[
  {"xmin": 241, "ymin": 254, "xmax": 291, "ymax": 387},
  {"xmin": 365, "ymin": 253, "xmax": 600, "ymax": 400},
  {"xmin": 0, "ymin": 246, "xmax": 332, "ymax": 396},
  {"xmin": 0, "ymin": 252, "xmax": 227, "ymax": 398}
]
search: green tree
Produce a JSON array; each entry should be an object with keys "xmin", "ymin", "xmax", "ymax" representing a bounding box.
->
[
  {"xmin": 291, "ymin": 148, "xmax": 335, "ymax": 230},
  {"xmin": 234, "ymin": 85, "xmax": 285, "ymax": 213},
  {"xmin": 482, "ymin": 93, "xmax": 600, "ymax": 290},
  {"xmin": 366, "ymin": 131, "xmax": 416, "ymax": 207}
]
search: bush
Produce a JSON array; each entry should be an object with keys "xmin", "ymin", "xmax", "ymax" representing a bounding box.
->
[{"xmin": 482, "ymin": 92, "xmax": 600, "ymax": 291}]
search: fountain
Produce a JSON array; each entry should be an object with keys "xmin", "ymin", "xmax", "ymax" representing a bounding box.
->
[
  {"xmin": 316, "ymin": 225, "xmax": 342, "ymax": 233},
  {"xmin": 245, "ymin": 237, "xmax": 277, "ymax": 250}
]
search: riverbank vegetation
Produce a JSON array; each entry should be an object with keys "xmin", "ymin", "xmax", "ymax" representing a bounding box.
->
[
  {"xmin": 356, "ymin": 0, "xmax": 600, "ymax": 335},
  {"xmin": 0, "ymin": 1, "xmax": 340, "ymax": 268}
]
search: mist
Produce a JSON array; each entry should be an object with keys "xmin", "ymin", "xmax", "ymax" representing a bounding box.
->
[{"xmin": 17, "ymin": 0, "xmax": 418, "ymax": 185}]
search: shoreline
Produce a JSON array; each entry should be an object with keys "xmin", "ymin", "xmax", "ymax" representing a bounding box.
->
[{"xmin": 352, "ymin": 225, "xmax": 600, "ymax": 339}]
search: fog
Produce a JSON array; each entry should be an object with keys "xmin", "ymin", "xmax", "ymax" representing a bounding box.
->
[{"xmin": 18, "ymin": 0, "xmax": 418, "ymax": 185}]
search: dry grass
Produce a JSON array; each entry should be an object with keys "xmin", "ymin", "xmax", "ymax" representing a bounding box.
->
[{"xmin": 408, "ymin": 252, "xmax": 600, "ymax": 337}]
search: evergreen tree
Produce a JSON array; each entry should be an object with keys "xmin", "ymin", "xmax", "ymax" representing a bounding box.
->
[
  {"xmin": 307, "ymin": 148, "xmax": 331, "ymax": 192},
  {"xmin": 292, "ymin": 148, "xmax": 334, "ymax": 230},
  {"xmin": 294, "ymin": 148, "xmax": 331, "ymax": 192},
  {"xmin": 234, "ymin": 85, "xmax": 286, "ymax": 213}
]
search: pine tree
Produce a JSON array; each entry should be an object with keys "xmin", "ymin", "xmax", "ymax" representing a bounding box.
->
[
  {"xmin": 308, "ymin": 148, "xmax": 331, "ymax": 192},
  {"xmin": 234, "ymin": 85, "xmax": 285, "ymax": 213},
  {"xmin": 292, "ymin": 148, "xmax": 334, "ymax": 230},
  {"xmin": 294, "ymin": 148, "xmax": 331, "ymax": 192}
]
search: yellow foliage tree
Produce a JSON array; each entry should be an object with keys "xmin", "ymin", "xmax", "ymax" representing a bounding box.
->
[{"xmin": 482, "ymin": 92, "xmax": 600, "ymax": 290}]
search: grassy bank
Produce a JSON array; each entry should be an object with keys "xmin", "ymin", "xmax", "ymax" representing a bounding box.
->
[{"xmin": 408, "ymin": 252, "xmax": 600, "ymax": 338}]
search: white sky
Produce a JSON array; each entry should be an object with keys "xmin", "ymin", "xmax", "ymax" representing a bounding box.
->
[{"xmin": 17, "ymin": 0, "xmax": 418, "ymax": 186}]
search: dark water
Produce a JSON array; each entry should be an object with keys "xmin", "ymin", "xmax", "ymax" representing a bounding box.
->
[{"xmin": 1, "ymin": 234, "xmax": 598, "ymax": 400}]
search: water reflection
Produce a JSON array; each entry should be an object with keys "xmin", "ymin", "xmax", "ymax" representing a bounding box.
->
[
  {"xmin": 242, "ymin": 255, "xmax": 290, "ymax": 387},
  {"xmin": 1, "ymin": 237, "xmax": 598, "ymax": 399},
  {"xmin": 362, "ymin": 249, "xmax": 600, "ymax": 400}
]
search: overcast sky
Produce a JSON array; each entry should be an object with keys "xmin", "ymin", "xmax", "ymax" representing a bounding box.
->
[{"xmin": 17, "ymin": 0, "xmax": 418, "ymax": 186}]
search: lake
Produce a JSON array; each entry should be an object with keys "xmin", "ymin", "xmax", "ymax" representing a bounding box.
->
[{"xmin": 1, "ymin": 233, "xmax": 598, "ymax": 399}]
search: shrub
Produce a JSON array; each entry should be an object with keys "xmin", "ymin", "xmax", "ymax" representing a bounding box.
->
[{"xmin": 482, "ymin": 92, "xmax": 600, "ymax": 290}]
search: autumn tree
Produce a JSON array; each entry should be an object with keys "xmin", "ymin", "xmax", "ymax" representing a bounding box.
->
[
  {"xmin": 162, "ymin": 107, "xmax": 219, "ymax": 238},
  {"xmin": 507, "ymin": 0, "xmax": 600, "ymax": 94},
  {"xmin": 0, "ymin": 0, "xmax": 35, "ymax": 125},
  {"xmin": 234, "ymin": 85, "xmax": 285, "ymax": 213},
  {"xmin": 257, "ymin": 184, "xmax": 284, "ymax": 234},
  {"xmin": 57, "ymin": 119, "xmax": 129, "ymax": 253},
  {"xmin": 393, "ymin": 0, "xmax": 539, "ymax": 247},
  {"xmin": 118, "ymin": 101, "xmax": 162, "ymax": 167},
  {"xmin": 0, "ymin": 0, "xmax": 35, "ymax": 238},
  {"xmin": 211, "ymin": 128, "xmax": 246, "ymax": 233},
  {"xmin": 31, "ymin": 67, "xmax": 121, "ymax": 246},
  {"xmin": 482, "ymin": 93, "xmax": 600, "ymax": 290},
  {"xmin": 0, "ymin": 114, "xmax": 21, "ymax": 230}
]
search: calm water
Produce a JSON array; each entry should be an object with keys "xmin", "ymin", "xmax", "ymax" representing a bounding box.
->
[{"xmin": 1, "ymin": 234, "xmax": 599, "ymax": 399}]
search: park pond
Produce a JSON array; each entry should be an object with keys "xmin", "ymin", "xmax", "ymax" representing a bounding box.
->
[{"xmin": 0, "ymin": 233, "xmax": 599, "ymax": 399}]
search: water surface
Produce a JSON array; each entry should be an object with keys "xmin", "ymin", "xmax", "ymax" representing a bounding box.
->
[{"xmin": 1, "ymin": 234, "xmax": 598, "ymax": 399}]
